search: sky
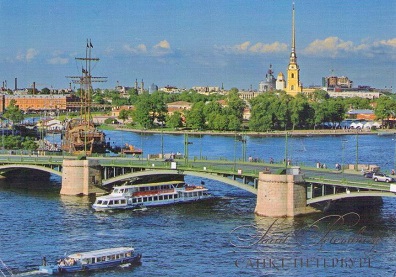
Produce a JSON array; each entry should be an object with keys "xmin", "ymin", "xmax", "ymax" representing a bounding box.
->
[{"xmin": 0, "ymin": 0, "xmax": 395, "ymax": 91}]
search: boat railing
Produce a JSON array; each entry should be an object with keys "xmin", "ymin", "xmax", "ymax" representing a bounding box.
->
[{"xmin": 0, "ymin": 258, "xmax": 13, "ymax": 277}]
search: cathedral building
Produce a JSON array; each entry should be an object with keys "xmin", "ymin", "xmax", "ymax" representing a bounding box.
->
[
  {"xmin": 258, "ymin": 64, "xmax": 276, "ymax": 92},
  {"xmin": 285, "ymin": 3, "xmax": 303, "ymax": 96},
  {"xmin": 257, "ymin": 4, "xmax": 303, "ymax": 97}
]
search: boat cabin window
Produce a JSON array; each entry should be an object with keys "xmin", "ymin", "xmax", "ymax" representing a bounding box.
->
[
  {"xmin": 164, "ymin": 195, "xmax": 168, "ymax": 200},
  {"xmin": 109, "ymin": 200, "xmax": 114, "ymax": 205},
  {"xmin": 91, "ymin": 258, "xmax": 95, "ymax": 263},
  {"xmin": 80, "ymin": 258, "xmax": 89, "ymax": 264},
  {"xmin": 143, "ymin": 197, "xmax": 147, "ymax": 202},
  {"xmin": 103, "ymin": 201, "xmax": 108, "ymax": 205},
  {"xmin": 154, "ymin": 196, "xmax": 158, "ymax": 201},
  {"xmin": 97, "ymin": 200, "xmax": 103, "ymax": 204},
  {"xmin": 159, "ymin": 196, "xmax": 163, "ymax": 201},
  {"xmin": 114, "ymin": 189, "xmax": 119, "ymax": 193},
  {"xmin": 120, "ymin": 199, "xmax": 126, "ymax": 204},
  {"xmin": 174, "ymin": 194, "xmax": 178, "ymax": 199}
]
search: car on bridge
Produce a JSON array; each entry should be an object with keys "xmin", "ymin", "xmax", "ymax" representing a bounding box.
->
[
  {"xmin": 372, "ymin": 173, "xmax": 394, "ymax": 183},
  {"xmin": 363, "ymin": 171, "xmax": 374, "ymax": 178}
]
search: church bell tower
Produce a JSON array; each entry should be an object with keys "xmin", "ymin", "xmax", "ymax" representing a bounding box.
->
[{"xmin": 286, "ymin": 3, "xmax": 302, "ymax": 96}]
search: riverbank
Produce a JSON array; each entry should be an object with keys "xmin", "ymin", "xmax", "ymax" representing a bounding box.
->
[{"xmin": 113, "ymin": 126, "xmax": 395, "ymax": 137}]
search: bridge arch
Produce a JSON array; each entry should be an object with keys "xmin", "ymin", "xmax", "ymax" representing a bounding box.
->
[
  {"xmin": 0, "ymin": 164, "xmax": 62, "ymax": 177},
  {"xmin": 101, "ymin": 169, "xmax": 257, "ymax": 195},
  {"xmin": 307, "ymin": 191, "xmax": 396, "ymax": 204}
]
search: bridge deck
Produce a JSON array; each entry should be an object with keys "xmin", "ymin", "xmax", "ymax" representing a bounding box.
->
[{"xmin": 0, "ymin": 154, "xmax": 394, "ymax": 202}]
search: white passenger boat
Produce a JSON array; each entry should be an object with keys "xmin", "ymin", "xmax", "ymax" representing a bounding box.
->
[
  {"xmin": 39, "ymin": 247, "xmax": 141, "ymax": 274},
  {"xmin": 92, "ymin": 181, "xmax": 211, "ymax": 211}
]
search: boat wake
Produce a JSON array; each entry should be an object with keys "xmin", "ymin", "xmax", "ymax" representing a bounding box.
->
[{"xmin": 14, "ymin": 270, "xmax": 42, "ymax": 276}]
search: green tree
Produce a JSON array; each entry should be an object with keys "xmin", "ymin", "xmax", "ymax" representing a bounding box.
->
[
  {"xmin": 21, "ymin": 137, "xmax": 38, "ymax": 150},
  {"xmin": 249, "ymin": 93, "xmax": 278, "ymax": 131},
  {"xmin": 343, "ymin": 97, "xmax": 371, "ymax": 110},
  {"xmin": 203, "ymin": 101, "xmax": 223, "ymax": 129},
  {"xmin": 185, "ymin": 102, "xmax": 205, "ymax": 130},
  {"xmin": 375, "ymin": 96, "xmax": 396, "ymax": 128},
  {"xmin": 289, "ymin": 95, "xmax": 314, "ymax": 130},
  {"xmin": 225, "ymin": 89, "xmax": 245, "ymax": 121},
  {"xmin": 41, "ymin": 87, "xmax": 51, "ymax": 94},
  {"xmin": 308, "ymin": 89, "xmax": 329, "ymax": 102},
  {"xmin": 312, "ymin": 102, "xmax": 328, "ymax": 129},
  {"xmin": 150, "ymin": 92, "xmax": 168, "ymax": 125},
  {"xmin": 3, "ymin": 100, "xmax": 24, "ymax": 134},
  {"xmin": 212, "ymin": 114, "xmax": 228, "ymax": 131},
  {"xmin": 327, "ymin": 98, "xmax": 346, "ymax": 127},
  {"xmin": 227, "ymin": 114, "xmax": 241, "ymax": 131},
  {"xmin": 133, "ymin": 93, "xmax": 152, "ymax": 128},
  {"xmin": 118, "ymin": 109, "xmax": 129, "ymax": 124},
  {"xmin": 166, "ymin": 111, "xmax": 182, "ymax": 129}
]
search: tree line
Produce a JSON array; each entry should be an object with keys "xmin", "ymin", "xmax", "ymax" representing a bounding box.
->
[{"xmin": 103, "ymin": 87, "xmax": 396, "ymax": 131}]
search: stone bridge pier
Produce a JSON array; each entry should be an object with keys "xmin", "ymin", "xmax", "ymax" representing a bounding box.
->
[
  {"xmin": 255, "ymin": 167, "xmax": 317, "ymax": 217},
  {"xmin": 61, "ymin": 159, "xmax": 104, "ymax": 195}
]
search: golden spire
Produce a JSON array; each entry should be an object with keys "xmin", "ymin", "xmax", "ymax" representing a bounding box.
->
[{"xmin": 290, "ymin": 2, "xmax": 296, "ymax": 63}]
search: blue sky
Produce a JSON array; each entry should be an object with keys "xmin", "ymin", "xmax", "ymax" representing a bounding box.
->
[{"xmin": 0, "ymin": 0, "xmax": 395, "ymax": 91}]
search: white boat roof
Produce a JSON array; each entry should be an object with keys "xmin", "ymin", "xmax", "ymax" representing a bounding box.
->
[
  {"xmin": 97, "ymin": 195, "xmax": 127, "ymax": 200},
  {"xmin": 115, "ymin": 181, "xmax": 184, "ymax": 189},
  {"xmin": 68, "ymin": 247, "xmax": 134, "ymax": 259}
]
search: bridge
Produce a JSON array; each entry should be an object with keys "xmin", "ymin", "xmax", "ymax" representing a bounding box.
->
[{"xmin": 0, "ymin": 154, "xmax": 395, "ymax": 216}]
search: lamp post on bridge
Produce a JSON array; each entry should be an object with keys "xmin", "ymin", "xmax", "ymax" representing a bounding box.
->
[
  {"xmin": 341, "ymin": 138, "xmax": 348, "ymax": 175},
  {"xmin": 355, "ymin": 131, "xmax": 359, "ymax": 171},
  {"xmin": 392, "ymin": 137, "xmax": 396, "ymax": 171},
  {"xmin": 184, "ymin": 133, "xmax": 193, "ymax": 165},
  {"xmin": 0, "ymin": 117, "xmax": 4, "ymax": 152},
  {"xmin": 237, "ymin": 134, "xmax": 247, "ymax": 162}
]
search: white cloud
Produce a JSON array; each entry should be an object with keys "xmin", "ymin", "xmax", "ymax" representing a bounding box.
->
[
  {"xmin": 48, "ymin": 56, "xmax": 69, "ymax": 65},
  {"xmin": 304, "ymin": 37, "xmax": 354, "ymax": 57},
  {"xmin": 303, "ymin": 36, "xmax": 396, "ymax": 59},
  {"xmin": 249, "ymin": 41, "xmax": 288, "ymax": 53},
  {"xmin": 123, "ymin": 43, "xmax": 148, "ymax": 54},
  {"xmin": 152, "ymin": 40, "xmax": 172, "ymax": 56},
  {"xmin": 16, "ymin": 48, "xmax": 39, "ymax": 62},
  {"xmin": 218, "ymin": 41, "xmax": 288, "ymax": 54},
  {"xmin": 123, "ymin": 40, "xmax": 172, "ymax": 56},
  {"xmin": 154, "ymin": 40, "xmax": 171, "ymax": 50},
  {"xmin": 233, "ymin": 41, "xmax": 251, "ymax": 52},
  {"xmin": 376, "ymin": 38, "xmax": 396, "ymax": 48}
]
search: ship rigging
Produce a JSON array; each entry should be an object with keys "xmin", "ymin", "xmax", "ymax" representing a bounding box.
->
[{"xmin": 62, "ymin": 40, "xmax": 108, "ymax": 155}]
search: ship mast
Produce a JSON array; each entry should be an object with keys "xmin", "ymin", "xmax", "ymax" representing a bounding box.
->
[{"xmin": 67, "ymin": 39, "xmax": 107, "ymax": 124}]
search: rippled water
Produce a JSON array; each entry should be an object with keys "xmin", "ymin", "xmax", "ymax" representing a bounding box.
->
[{"xmin": 1, "ymin": 132, "xmax": 396, "ymax": 276}]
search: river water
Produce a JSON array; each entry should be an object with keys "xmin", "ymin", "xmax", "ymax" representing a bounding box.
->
[{"xmin": 1, "ymin": 131, "xmax": 396, "ymax": 276}]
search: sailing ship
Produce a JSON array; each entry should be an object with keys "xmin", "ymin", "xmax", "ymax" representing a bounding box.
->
[{"xmin": 62, "ymin": 40, "xmax": 108, "ymax": 155}]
